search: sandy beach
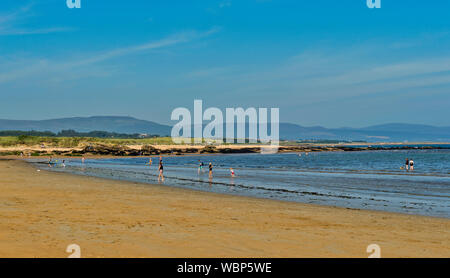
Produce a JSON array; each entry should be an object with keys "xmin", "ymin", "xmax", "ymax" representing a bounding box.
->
[{"xmin": 0, "ymin": 159, "xmax": 449, "ymax": 258}]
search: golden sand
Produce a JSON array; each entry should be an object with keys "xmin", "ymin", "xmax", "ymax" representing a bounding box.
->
[{"xmin": 0, "ymin": 159, "xmax": 448, "ymax": 258}]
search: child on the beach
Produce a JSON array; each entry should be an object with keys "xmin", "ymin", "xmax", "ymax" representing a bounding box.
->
[{"xmin": 230, "ymin": 168, "xmax": 235, "ymax": 177}]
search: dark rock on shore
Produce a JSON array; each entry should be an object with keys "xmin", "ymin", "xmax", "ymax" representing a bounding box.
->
[
  {"xmin": 82, "ymin": 144, "xmax": 138, "ymax": 156},
  {"xmin": 10, "ymin": 143, "xmax": 447, "ymax": 157},
  {"xmin": 218, "ymin": 147, "xmax": 260, "ymax": 154},
  {"xmin": 140, "ymin": 145, "xmax": 159, "ymax": 155},
  {"xmin": 200, "ymin": 146, "xmax": 219, "ymax": 153}
]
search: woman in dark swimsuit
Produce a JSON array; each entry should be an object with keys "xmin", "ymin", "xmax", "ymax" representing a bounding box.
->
[
  {"xmin": 208, "ymin": 162, "xmax": 213, "ymax": 178},
  {"xmin": 158, "ymin": 160, "xmax": 165, "ymax": 182}
]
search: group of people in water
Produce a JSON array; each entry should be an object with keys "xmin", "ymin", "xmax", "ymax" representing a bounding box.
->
[
  {"xmin": 404, "ymin": 158, "xmax": 414, "ymax": 171},
  {"xmin": 197, "ymin": 160, "xmax": 215, "ymax": 178},
  {"xmin": 47, "ymin": 154, "xmax": 235, "ymax": 183},
  {"xmin": 49, "ymin": 153, "xmax": 416, "ymax": 179},
  {"xmin": 48, "ymin": 156, "xmax": 86, "ymax": 168},
  {"xmin": 196, "ymin": 160, "xmax": 235, "ymax": 178},
  {"xmin": 148, "ymin": 156, "xmax": 236, "ymax": 183},
  {"xmin": 47, "ymin": 156, "xmax": 66, "ymax": 168}
]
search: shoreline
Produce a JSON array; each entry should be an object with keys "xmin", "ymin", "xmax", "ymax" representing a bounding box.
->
[
  {"xmin": 0, "ymin": 141, "xmax": 448, "ymax": 158},
  {"xmin": 32, "ymin": 157, "xmax": 450, "ymax": 219},
  {"xmin": 33, "ymin": 159, "xmax": 450, "ymax": 221},
  {"xmin": 0, "ymin": 159, "xmax": 449, "ymax": 257}
]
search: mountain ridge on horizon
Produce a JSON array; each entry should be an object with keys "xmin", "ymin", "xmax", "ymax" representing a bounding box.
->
[{"xmin": 0, "ymin": 116, "xmax": 449, "ymax": 142}]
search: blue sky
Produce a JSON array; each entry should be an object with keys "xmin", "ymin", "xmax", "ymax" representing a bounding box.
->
[{"xmin": 0, "ymin": 0, "xmax": 449, "ymax": 128}]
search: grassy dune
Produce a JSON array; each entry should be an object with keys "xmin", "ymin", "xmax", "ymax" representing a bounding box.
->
[
  {"xmin": 0, "ymin": 135, "xmax": 176, "ymax": 148},
  {"xmin": 0, "ymin": 136, "xmax": 251, "ymax": 148}
]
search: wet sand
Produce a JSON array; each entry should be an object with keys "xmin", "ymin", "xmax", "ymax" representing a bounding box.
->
[{"xmin": 0, "ymin": 159, "xmax": 449, "ymax": 258}]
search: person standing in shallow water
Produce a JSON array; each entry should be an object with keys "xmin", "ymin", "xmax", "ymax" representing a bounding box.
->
[
  {"xmin": 158, "ymin": 159, "xmax": 165, "ymax": 182},
  {"xmin": 209, "ymin": 163, "xmax": 213, "ymax": 178},
  {"xmin": 409, "ymin": 159, "xmax": 414, "ymax": 171},
  {"xmin": 405, "ymin": 158, "xmax": 409, "ymax": 171},
  {"xmin": 198, "ymin": 160, "xmax": 204, "ymax": 174}
]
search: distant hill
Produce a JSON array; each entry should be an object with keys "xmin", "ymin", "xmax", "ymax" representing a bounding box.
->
[
  {"xmin": 0, "ymin": 116, "xmax": 448, "ymax": 142},
  {"xmin": 0, "ymin": 116, "xmax": 172, "ymax": 136},
  {"xmin": 279, "ymin": 123, "xmax": 450, "ymax": 142}
]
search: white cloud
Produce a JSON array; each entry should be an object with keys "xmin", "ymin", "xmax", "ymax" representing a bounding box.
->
[
  {"xmin": 179, "ymin": 38, "xmax": 450, "ymax": 107},
  {"xmin": 0, "ymin": 4, "xmax": 73, "ymax": 36},
  {"xmin": 0, "ymin": 28, "xmax": 220, "ymax": 84},
  {"xmin": 64, "ymin": 28, "xmax": 220, "ymax": 68}
]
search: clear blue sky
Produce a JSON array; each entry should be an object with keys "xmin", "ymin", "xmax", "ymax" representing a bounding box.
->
[{"xmin": 0, "ymin": 0, "xmax": 449, "ymax": 128}]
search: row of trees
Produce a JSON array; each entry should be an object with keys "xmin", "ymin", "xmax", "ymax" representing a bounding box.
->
[{"xmin": 0, "ymin": 130, "xmax": 160, "ymax": 139}]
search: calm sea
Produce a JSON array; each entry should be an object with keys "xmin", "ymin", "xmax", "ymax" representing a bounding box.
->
[{"xmin": 33, "ymin": 148, "xmax": 450, "ymax": 218}]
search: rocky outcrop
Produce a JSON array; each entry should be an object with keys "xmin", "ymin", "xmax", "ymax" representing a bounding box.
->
[
  {"xmin": 218, "ymin": 147, "xmax": 260, "ymax": 154},
  {"xmin": 140, "ymin": 145, "xmax": 159, "ymax": 155},
  {"xmin": 82, "ymin": 144, "xmax": 140, "ymax": 156},
  {"xmin": 200, "ymin": 146, "xmax": 219, "ymax": 153},
  {"xmin": 4, "ymin": 144, "xmax": 445, "ymax": 157}
]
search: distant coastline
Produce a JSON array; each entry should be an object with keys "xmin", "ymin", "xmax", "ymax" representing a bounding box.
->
[
  {"xmin": 1, "ymin": 116, "xmax": 449, "ymax": 142},
  {"xmin": 1, "ymin": 140, "xmax": 449, "ymax": 158}
]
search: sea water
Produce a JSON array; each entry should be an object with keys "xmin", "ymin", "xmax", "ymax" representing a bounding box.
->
[{"xmin": 33, "ymin": 148, "xmax": 450, "ymax": 218}]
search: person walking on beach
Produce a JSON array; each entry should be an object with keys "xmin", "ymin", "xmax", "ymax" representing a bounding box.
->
[
  {"xmin": 209, "ymin": 162, "xmax": 213, "ymax": 178},
  {"xmin": 158, "ymin": 160, "xmax": 165, "ymax": 182},
  {"xmin": 405, "ymin": 158, "xmax": 409, "ymax": 171},
  {"xmin": 409, "ymin": 159, "xmax": 414, "ymax": 171}
]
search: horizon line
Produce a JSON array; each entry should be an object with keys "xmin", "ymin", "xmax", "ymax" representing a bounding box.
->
[{"xmin": 0, "ymin": 115, "xmax": 448, "ymax": 129}]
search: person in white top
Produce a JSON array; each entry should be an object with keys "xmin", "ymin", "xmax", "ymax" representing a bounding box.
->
[{"xmin": 230, "ymin": 168, "xmax": 235, "ymax": 177}]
